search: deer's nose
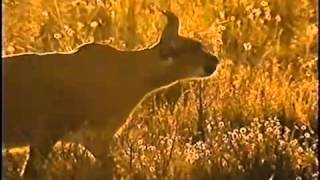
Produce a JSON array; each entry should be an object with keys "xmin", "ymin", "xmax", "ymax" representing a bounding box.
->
[
  {"xmin": 204, "ymin": 64, "xmax": 215, "ymax": 75},
  {"xmin": 204, "ymin": 55, "xmax": 218, "ymax": 75}
]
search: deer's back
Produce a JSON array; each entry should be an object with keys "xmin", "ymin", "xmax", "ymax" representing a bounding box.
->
[{"xmin": 3, "ymin": 44, "xmax": 158, "ymax": 149}]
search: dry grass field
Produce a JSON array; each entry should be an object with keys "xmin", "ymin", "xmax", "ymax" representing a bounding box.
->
[{"xmin": 2, "ymin": 0, "xmax": 318, "ymax": 179}]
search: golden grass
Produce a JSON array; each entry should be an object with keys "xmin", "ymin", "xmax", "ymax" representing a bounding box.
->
[{"xmin": 2, "ymin": 0, "xmax": 318, "ymax": 179}]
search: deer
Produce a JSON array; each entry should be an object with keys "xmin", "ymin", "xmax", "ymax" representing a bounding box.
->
[{"xmin": 3, "ymin": 9, "xmax": 219, "ymax": 179}]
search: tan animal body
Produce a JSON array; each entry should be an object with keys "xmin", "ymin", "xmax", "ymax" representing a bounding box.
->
[{"xmin": 3, "ymin": 10, "xmax": 219, "ymax": 179}]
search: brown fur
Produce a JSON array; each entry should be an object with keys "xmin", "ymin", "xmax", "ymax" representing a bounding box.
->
[{"xmin": 3, "ymin": 10, "xmax": 219, "ymax": 179}]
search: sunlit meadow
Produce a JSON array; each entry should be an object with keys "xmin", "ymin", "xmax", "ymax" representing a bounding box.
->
[{"xmin": 2, "ymin": 0, "xmax": 318, "ymax": 179}]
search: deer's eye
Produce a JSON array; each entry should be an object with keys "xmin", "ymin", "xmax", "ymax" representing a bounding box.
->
[
  {"xmin": 160, "ymin": 46, "xmax": 184, "ymax": 60},
  {"xmin": 160, "ymin": 56, "xmax": 174, "ymax": 66},
  {"xmin": 167, "ymin": 56, "xmax": 174, "ymax": 62}
]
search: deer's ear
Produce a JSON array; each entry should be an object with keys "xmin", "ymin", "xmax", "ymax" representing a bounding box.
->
[
  {"xmin": 159, "ymin": 10, "xmax": 180, "ymax": 51},
  {"xmin": 160, "ymin": 10, "xmax": 180, "ymax": 39}
]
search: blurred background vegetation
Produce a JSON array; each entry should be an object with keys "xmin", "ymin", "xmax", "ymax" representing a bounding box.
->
[{"xmin": 2, "ymin": 0, "xmax": 318, "ymax": 179}]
